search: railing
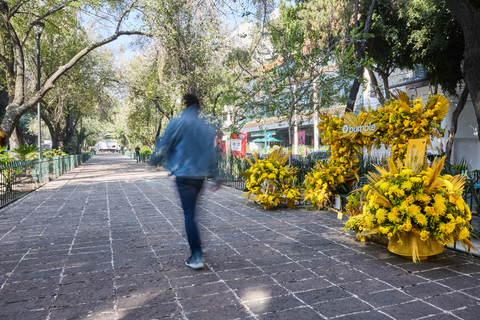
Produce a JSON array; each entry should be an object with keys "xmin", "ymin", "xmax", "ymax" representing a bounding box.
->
[
  {"xmin": 218, "ymin": 159, "xmax": 251, "ymax": 190},
  {"xmin": 122, "ymin": 151, "xmax": 151, "ymax": 163},
  {"xmin": 0, "ymin": 152, "xmax": 94, "ymax": 208}
]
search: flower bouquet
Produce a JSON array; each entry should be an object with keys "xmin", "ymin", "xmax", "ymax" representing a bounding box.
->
[
  {"xmin": 303, "ymin": 160, "xmax": 357, "ymax": 209},
  {"xmin": 347, "ymin": 151, "xmax": 477, "ymax": 262},
  {"xmin": 241, "ymin": 149, "xmax": 301, "ymax": 210},
  {"xmin": 371, "ymin": 90, "xmax": 448, "ymax": 161}
]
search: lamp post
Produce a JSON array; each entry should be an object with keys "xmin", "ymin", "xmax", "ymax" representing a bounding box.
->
[
  {"xmin": 31, "ymin": 21, "xmax": 45, "ymax": 159},
  {"xmin": 264, "ymin": 94, "xmax": 267, "ymax": 154}
]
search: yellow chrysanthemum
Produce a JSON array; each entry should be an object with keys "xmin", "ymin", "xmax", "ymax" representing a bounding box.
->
[
  {"xmin": 458, "ymin": 227, "xmax": 470, "ymax": 240},
  {"xmin": 388, "ymin": 209, "xmax": 398, "ymax": 222},
  {"xmin": 433, "ymin": 202, "xmax": 445, "ymax": 216},
  {"xmin": 389, "ymin": 184, "xmax": 399, "ymax": 194},
  {"xmin": 456, "ymin": 199, "xmax": 465, "ymax": 212},
  {"xmin": 409, "ymin": 204, "xmax": 421, "ymax": 217},
  {"xmin": 419, "ymin": 194, "xmax": 431, "ymax": 204},
  {"xmin": 401, "ymin": 181, "xmax": 412, "ymax": 190},
  {"xmin": 410, "ymin": 177, "xmax": 422, "ymax": 183},
  {"xmin": 420, "ymin": 230, "xmax": 430, "ymax": 241},
  {"xmin": 379, "ymin": 226, "xmax": 390, "ymax": 234},
  {"xmin": 416, "ymin": 214, "xmax": 427, "ymax": 226},
  {"xmin": 446, "ymin": 223, "xmax": 456, "ymax": 234},
  {"xmin": 376, "ymin": 208, "xmax": 387, "ymax": 223}
]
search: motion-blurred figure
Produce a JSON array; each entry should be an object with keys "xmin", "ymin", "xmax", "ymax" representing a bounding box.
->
[
  {"xmin": 135, "ymin": 146, "xmax": 140, "ymax": 163},
  {"xmin": 149, "ymin": 93, "xmax": 217, "ymax": 269}
]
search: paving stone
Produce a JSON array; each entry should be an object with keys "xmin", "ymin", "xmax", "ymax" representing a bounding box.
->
[
  {"xmin": 295, "ymin": 286, "xmax": 351, "ymax": 304},
  {"xmin": 424, "ymin": 291, "xmax": 479, "ymax": 311},
  {"xmin": 180, "ymin": 291, "xmax": 238, "ymax": 312},
  {"xmin": 186, "ymin": 304, "xmax": 251, "ymax": 320},
  {"xmin": 334, "ymin": 310, "xmax": 393, "ymax": 320},
  {"xmin": 271, "ymin": 269, "xmax": 317, "ymax": 283},
  {"xmin": 380, "ymin": 273, "xmax": 426, "ymax": 288},
  {"xmin": 237, "ymin": 284, "xmax": 289, "ymax": 301},
  {"xmin": 258, "ymin": 306, "xmax": 324, "ymax": 319},
  {"xmin": 175, "ymin": 281, "xmax": 231, "ymax": 299},
  {"xmin": 312, "ymin": 296, "xmax": 373, "ymax": 318},
  {"xmin": 281, "ymin": 277, "xmax": 331, "ymax": 293},
  {"xmin": 380, "ymin": 300, "xmax": 443, "ymax": 319},
  {"xmin": 436, "ymin": 275, "xmax": 480, "ymax": 290},
  {"xmin": 225, "ymin": 276, "xmax": 277, "ymax": 291},
  {"xmin": 116, "ymin": 289, "xmax": 176, "ymax": 309},
  {"xmin": 401, "ymin": 282, "xmax": 452, "ymax": 298},
  {"xmin": 244, "ymin": 294, "xmax": 303, "ymax": 314},
  {"xmin": 358, "ymin": 289, "xmax": 414, "ymax": 308},
  {"xmin": 452, "ymin": 303, "xmax": 480, "ymax": 319},
  {"xmin": 1, "ymin": 154, "xmax": 480, "ymax": 320},
  {"xmin": 117, "ymin": 302, "xmax": 181, "ymax": 320},
  {"xmin": 416, "ymin": 268, "xmax": 462, "ymax": 280}
]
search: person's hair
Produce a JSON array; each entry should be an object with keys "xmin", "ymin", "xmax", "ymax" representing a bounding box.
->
[{"xmin": 183, "ymin": 93, "xmax": 199, "ymax": 107}]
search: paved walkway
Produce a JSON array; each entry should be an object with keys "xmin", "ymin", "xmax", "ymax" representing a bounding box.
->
[{"xmin": 0, "ymin": 154, "xmax": 479, "ymax": 320}]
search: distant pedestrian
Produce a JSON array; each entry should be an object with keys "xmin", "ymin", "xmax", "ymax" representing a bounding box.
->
[
  {"xmin": 148, "ymin": 93, "xmax": 218, "ymax": 269},
  {"xmin": 135, "ymin": 146, "xmax": 140, "ymax": 163}
]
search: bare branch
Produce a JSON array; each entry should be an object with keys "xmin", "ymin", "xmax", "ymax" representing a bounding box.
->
[{"xmin": 116, "ymin": 1, "xmax": 136, "ymax": 33}]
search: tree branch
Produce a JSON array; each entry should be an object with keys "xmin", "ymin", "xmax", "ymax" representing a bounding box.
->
[
  {"xmin": 8, "ymin": 0, "xmax": 29, "ymax": 18},
  {"xmin": 116, "ymin": 1, "xmax": 136, "ymax": 33},
  {"xmin": 151, "ymin": 99, "xmax": 171, "ymax": 120},
  {"xmin": 21, "ymin": 1, "xmax": 77, "ymax": 47}
]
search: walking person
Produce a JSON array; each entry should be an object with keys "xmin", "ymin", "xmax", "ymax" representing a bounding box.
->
[
  {"xmin": 135, "ymin": 146, "xmax": 140, "ymax": 163},
  {"xmin": 148, "ymin": 93, "xmax": 218, "ymax": 269}
]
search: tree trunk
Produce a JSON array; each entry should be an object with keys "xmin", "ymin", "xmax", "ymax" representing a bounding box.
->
[
  {"xmin": 52, "ymin": 123, "xmax": 60, "ymax": 150},
  {"xmin": 346, "ymin": 67, "xmax": 364, "ymax": 112},
  {"xmin": 445, "ymin": 0, "xmax": 480, "ymax": 141},
  {"xmin": 9, "ymin": 124, "xmax": 23, "ymax": 150},
  {"xmin": 346, "ymin": 0, "xmax": 377, "ymax": 112},
  {"xmin": 40, "ymin": 111, "xmax": 60, "ymax": 150},
  {"xmin": 63, "ymin": 108, "xmax": 75, "ymax": 151},
  {"xmin": 367, "ymin": 69, "xmax": 385, "ymax": 106},
  {"xmin": 380, "ymin": 70, "xmax": 390, "ymax": 100},
  {"xmin": 155, "ymin": 117, "xmax": 162, "ymax": 141},
  {"xmin": 445, "ymin": 85, "xmax": 469, "ymax": 162}
]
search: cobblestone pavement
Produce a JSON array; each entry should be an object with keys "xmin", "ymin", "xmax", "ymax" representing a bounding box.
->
[{"xmin": 1, "ymin": 153, "xmax": 480, "ymax": 320}]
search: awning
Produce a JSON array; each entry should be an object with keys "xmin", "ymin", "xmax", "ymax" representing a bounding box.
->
[{"xmin": 252, "ymin": 137, "xmax": 283, "ymax": 143}]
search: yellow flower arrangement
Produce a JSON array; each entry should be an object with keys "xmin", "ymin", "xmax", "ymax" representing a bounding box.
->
[
  {"xmin": 306, "ymin": 90, "xmax": 449, "ymax": 208},
  {"xmin": 370, "ymin": 90, "xmax": 448, "ymax": 161},
  {"xmin": 241, "ymin": 149, "xmax": 301, "ymax": 210},
  {"xmin": 346, "ymin": 152, "xmax": 477, "ymax": 262}
]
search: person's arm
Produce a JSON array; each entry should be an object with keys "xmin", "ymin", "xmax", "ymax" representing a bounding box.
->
[{"xmin": 148, "ymin": 120, "xmax": 177, "ymax": 167}]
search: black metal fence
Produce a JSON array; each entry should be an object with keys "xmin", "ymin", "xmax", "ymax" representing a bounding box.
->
[{"xmin": 0, "ymin": 152, "xmax": 93, "ymax": 208}]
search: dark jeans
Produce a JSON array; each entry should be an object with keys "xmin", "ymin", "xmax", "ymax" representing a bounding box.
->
[
  {"xmin": 135, "ymin": 151, "xmax": 140, "ymax": 162},
  {"xmin": 176, "ymin": 177, "xmax": 204, "ymax": 258}
]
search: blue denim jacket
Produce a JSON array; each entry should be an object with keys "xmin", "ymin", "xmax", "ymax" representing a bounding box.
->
[{"xmin": 149, "ymin": 105, "xmax": 217, "ymax": 178}]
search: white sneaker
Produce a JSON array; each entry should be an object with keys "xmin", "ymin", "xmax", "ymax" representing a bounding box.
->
[{"xmin": 185, "ymin": 255, "xmax": 204, "ymax": 269}]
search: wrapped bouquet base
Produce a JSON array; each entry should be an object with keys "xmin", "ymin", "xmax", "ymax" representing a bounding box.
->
[{"xmin": 388, "ymin": 232, "xmax": 444, "ymax": 262}]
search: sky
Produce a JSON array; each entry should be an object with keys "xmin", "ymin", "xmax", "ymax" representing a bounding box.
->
[{"xmin": 82, "ymin": 3, "xmax": 248, "ymax": 63}]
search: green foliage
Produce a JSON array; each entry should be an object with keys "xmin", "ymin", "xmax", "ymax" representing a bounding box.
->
[
  {"xmin": 41, "ymin": 149, "xmax": 69, "ymax": 158},
  {"xmin": 13, "ymin": 145, "xmax": 39, "ymax": 162},
  {"xmin": 140, "ymin": 147, "xmax": 152, "ymax": 155},
  {"xmin": 0, "ymin": 147, "xmax": 13, "ymax": 165}
]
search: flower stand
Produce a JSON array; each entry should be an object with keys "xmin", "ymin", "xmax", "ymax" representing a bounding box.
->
[{"xmin": 388, "ymin": 232, "xmax": 444, "ymax": 262}]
